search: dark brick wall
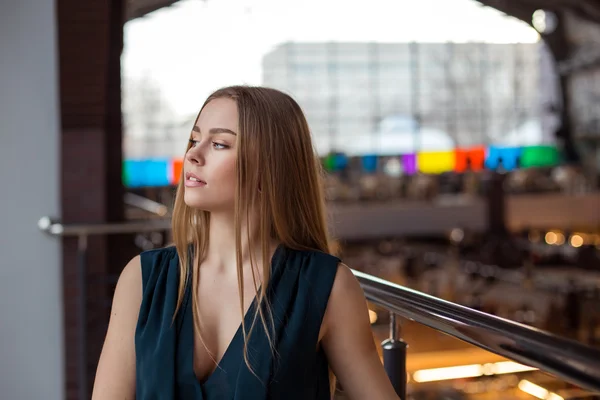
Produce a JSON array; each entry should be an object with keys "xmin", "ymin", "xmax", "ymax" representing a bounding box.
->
[{"xmin": 56, "ymin": 0, "xmax": 126, "ymax": 398}]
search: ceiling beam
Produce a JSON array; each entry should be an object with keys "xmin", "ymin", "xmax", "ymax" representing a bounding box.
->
[
  {"xmin": 125, "ymin": 0, "xmax": 181, "ymax": 22},
  {"xmin": 475, "ymin": 0, "xmax": 536, "ymax": 26},
  {"xmin": 475, "ymin": 0, "xmax": 600, "ymax": 24}
]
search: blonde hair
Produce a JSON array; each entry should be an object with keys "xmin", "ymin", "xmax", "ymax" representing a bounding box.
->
[{"xmin": 171, "ymin": 86, "xmax": 334, "ymax": 381}]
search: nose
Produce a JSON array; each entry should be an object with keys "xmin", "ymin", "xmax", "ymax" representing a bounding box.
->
[{"xmin": 185, "ymin": 141, "xmax": 205, "ymax": 166}]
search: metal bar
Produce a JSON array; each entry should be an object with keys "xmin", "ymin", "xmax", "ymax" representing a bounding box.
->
[
  {"xmin": 353, "ymin": 270, "xmax": 600, "ymax": 393},
  {"xmin": 38, "ymin": 198, "xmax": 490, "ymax": 238},
  {"xmin": 77, "ymin": 235, "xmax": 88, "ymax": 400},
  {"xmin": 124, "ymin": 192, "xmax": 168, "ymax": 216},
  {"xmin": 39, "ymin": 194, "xmax": 600, "ymax": 239},
  {"xmin": 382, "ymin": 313, "xmax": 407, "ymax": 399},
  {"xmin": 38, "ymin": 217, "xmax": 171, "ymax": 237},
  {"xmin": 390, "ymin": 313, "xmax": 398, "ymax": 341}
]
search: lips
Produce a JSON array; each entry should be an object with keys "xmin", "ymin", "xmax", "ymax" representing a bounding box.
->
[{"xmin": 185, "ymin": 172, "xmax": 206, "ymax": 184}]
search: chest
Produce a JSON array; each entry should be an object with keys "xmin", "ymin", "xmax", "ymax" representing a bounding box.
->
[{"xmin": 192, "ymin": 267, "xmax": 261, "ymax": 382}]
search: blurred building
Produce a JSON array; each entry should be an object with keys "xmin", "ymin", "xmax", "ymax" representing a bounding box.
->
[
  {"xmin": 262, "ymin": 42, "xmax": 542, "ymax": 155},
  {"xmin": 122, "ymin": 76, "xmax": 196, "ymax": 159}
]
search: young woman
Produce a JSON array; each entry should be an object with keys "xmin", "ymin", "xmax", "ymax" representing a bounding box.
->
[{"xmin": 92, "ymin": 86, "xmax": 399, "ymax": 399}]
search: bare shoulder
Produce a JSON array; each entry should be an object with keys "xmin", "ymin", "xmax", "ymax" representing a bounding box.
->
[
  {"xmin": 119, "ymin": 255, "xmax": 142, "ymax": 283},
  {"xmin": 115, "ymin": 255, "xmax": 143, "ymax": 304},
  {"xmin": 321, "ymin": 262, "xmax": 367, "ymax": 337},
  {"xmin": 119, "ymin": 254, "xmax": 142, "ymax": 285},
  {"xmin": 331, "ymin": 262, "xmax": 364, "ymax": 300}
]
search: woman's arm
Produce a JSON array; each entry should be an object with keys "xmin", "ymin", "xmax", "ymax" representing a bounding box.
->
[
  {"xmin": 321, "ymin": 263, "xmax": 399, "ymax": 400},
  {"xmin": 91, "ymin": 256, "xmax": 142, "ymax": 400}
]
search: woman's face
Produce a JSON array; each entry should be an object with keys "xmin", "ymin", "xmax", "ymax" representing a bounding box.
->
[{"xmin": 183, "ymin": 97, "xmax": 238, "ymax": 212}]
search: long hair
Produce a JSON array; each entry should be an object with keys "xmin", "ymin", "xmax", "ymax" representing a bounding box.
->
[{"xmin": 171, "ymin": 86, "xmax": 334, "ymax": 380}]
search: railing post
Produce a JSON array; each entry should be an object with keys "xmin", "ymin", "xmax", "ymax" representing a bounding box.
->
[
  {"xmin": 381, "ymin": 312, "xmax": 407, "ymax": 399},
  {"xmin": 77, "ymin": 234, "xmax": 88, "ymax": 400}
]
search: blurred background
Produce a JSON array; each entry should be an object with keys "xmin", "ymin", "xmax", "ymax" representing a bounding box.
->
[{"xmin": 1, "ymin": 0, "xmax": 599, "ymax": 399}]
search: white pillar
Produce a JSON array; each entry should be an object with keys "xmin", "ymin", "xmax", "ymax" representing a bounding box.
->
[{"xmin": 0, "ymin": 1, "xmax": 64, "ymax": 399}]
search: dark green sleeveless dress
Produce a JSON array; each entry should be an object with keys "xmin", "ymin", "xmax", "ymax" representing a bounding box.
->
[{"xmin": 135, "ymin": 244, "xmax": 340, "ymax": 399}]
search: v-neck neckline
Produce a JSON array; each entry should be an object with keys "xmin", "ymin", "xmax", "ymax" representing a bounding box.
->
[
  {"xmin": 188, "ymin": 291, "xmax": 258, "ymax": 385},
  {"xmin": 183, "ymin": 244, "xmax": 285, "ymax": 386}
]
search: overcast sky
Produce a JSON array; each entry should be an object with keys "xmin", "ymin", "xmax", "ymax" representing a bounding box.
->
[{"xmin": 122, "ymin": 0, "xmax": 540, "ymax": 117}]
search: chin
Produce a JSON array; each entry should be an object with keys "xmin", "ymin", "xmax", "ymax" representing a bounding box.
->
[
  {"xmin": 183, "ymin": 192, "xmax": 233, "ymax": 212},
  {"xmin": 182, "ymin": 190, "xmax": 203, "ymax": 207},
  {"xmin": 183, "ymin": 196, "xmax": 211, "ymax": 211},
  {"xmin": 183, "ymin": 202, "xmax": 210, "ymax": 211}
]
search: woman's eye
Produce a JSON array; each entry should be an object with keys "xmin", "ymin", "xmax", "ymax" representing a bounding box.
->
[
  {"xmin": 188, "ymin": 139, "xmax": 199, "ymax": 147},
  {"xmin": 212, "ymin": 142, "xmax": 229, "ymax": 150}
]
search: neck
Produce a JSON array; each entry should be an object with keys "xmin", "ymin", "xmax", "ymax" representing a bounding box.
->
[{"xmin": 203, "ymin": 211, "xmax": 277, "ymax": 275}]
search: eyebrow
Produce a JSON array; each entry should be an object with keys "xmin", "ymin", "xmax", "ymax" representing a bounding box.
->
[{"xmin": 192, "ymin": 126, "xmax": 237, "ymax": 136}]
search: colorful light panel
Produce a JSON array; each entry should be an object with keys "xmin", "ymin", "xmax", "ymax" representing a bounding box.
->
[
  {"xmin": 123, "ymin": 159, "xmax": 170, "ymax": 188},
  {"xmin": 401, "ymin": 154, "xmax": 417, "ymax": 175},
  {"xmin": 417, "ymin": 151, "xmax": 455, "ymax": 174},
  {"xmin": 520, "ymin": 146, "xmax": 560, "ymax": 168},
  {"xmin": 361, "ymin": 155, "xmax": 378, "ymax": 173},
  {"xmin": 484, "ymin": 147, "xmax": 522, "ymax": 171},
  {"xmin": 455, "ymin": 147, "xmax": 485, "ymax": 172},
  {"xmin": 323, "ymin": 154, "xmax": 336, "ymax": 172},
  {"xmin": 123, "ymin": 145, "xmax": 563, "ymax": 188},
  {"xmin": 171, "ymin": 158, "xmax": 183, "ymax": 185}
]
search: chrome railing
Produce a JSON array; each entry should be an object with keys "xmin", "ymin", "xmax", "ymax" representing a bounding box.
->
[
  {"xmin": 354, "ymin": 271, "xmax": 600, "ymax": 398},
  {"xmin": 124, "ymin": 192, "xmax": 169, "ymax": 216},
  {"xmin": 37, "ymin": 216, "xmax": 171, "ymax": 236},
  {"xmin": 39, "ymin": 218, "xmax": 600, "ymax": 400}
]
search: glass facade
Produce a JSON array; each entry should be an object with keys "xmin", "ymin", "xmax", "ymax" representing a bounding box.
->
[{"xmin": 262, "ymin": 42, "xmax": 542, "ymax": 155}]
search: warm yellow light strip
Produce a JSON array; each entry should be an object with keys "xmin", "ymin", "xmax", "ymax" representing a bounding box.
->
[
  {"xmin": 518, "ymin": 379, "xmax": 564, "ymax": 400},
  {"xmin": 519, "ymin": 380, "xmax": 549, "ymax": 399},
  {"xmin": 548, "ymin": 394, "xmax": 565, "ymax": 400},
  {"xmin": 413, "ymin": 364, "xmax": 482, "ymax": 383},
  {"xmin": 412, "ymin": 361, "xmax": 537, "ymax": 383},
  {"xmin": 492, "ymin": 361, "xmax": 537, "ymax": 374}
]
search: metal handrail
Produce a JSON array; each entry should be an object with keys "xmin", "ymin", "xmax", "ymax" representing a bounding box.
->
[
  {"xmin": 37, "ymin": 217, "xmax": 171, "ymax": 236},
  {"xmin": 353, "ymin": 270, "xmax": 600, "ymax": 393},
  {"xmin": 124, "ymin": 193, "xmax": 169, "ymax": 217}
]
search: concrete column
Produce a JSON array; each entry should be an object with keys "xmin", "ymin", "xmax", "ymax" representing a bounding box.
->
[{"xmin": 0, "ymin": 1, "xmax": 64, "ymax": 399}]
